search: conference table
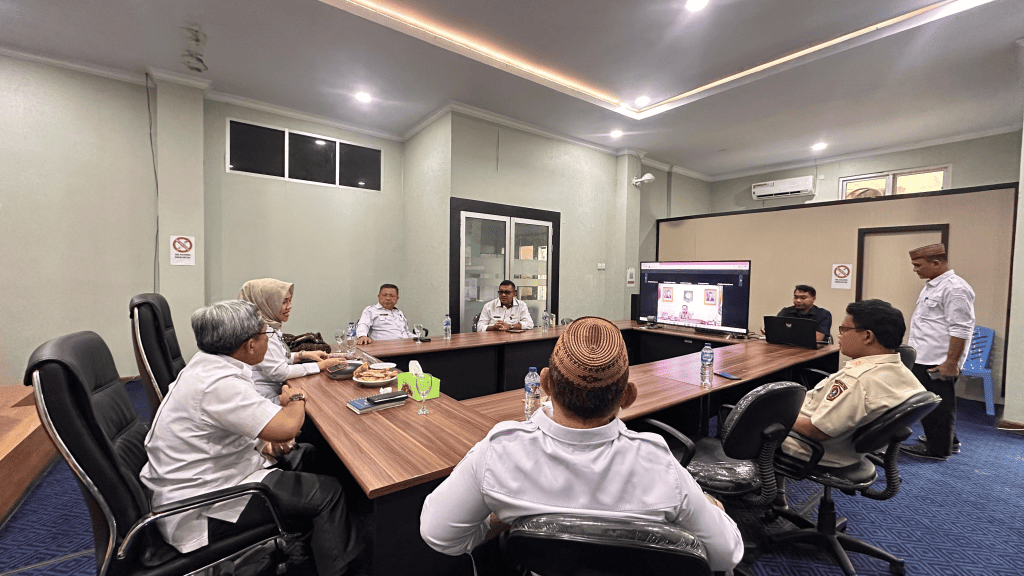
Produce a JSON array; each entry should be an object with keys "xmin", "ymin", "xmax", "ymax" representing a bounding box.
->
[{"xmin": 294, "ymin": 322, "xmax": 839, "ymax": 576}]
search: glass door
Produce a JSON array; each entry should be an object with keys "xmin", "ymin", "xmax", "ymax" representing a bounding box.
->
[
  {"xmin": 460, "ymin": 212, "xmax": 509, "ymax": 333},
  {"xmin": 510, "ymin": 218, "xmax": 553, "ymax": 326}
]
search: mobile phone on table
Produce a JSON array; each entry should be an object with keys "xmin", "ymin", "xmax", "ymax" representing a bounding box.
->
[{"xmin": 715, "ymin": 371, "xmax": 742, "ymax": 380}]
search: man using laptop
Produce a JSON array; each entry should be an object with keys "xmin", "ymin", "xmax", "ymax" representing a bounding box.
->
[{"xmin": 777, "ymin": 284, "xmax": 832, "ymax": 342}]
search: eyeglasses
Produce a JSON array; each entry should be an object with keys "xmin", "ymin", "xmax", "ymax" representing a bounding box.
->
[
  {"xmin": 497, "ymin": 290, "xmax": 515, "ymax": 295},
  {"xmin": 837, "ymin": 325, "xmax": 865, "ymax": 335},
  {"xmin": 253, "ymin": 328, "xmax": 275, "ymax": 338}
]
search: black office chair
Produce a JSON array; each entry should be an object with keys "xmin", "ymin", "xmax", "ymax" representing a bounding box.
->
[
  {"xmin": 632, "ymin": 382, "xmax": 806, "ymax": 507},
  {"xmin": 25, "ymin": 331, "xmax": 303, "ymax": 576},
  {"xmin": 130, "ymin": 293, "xmax": 186, "ymax": 417},
  {"xmin": 502, "ymin": 513, "xmax": 711, "ymax": 576},
  {"xmin": 770, "ymin": 391, "xmax": 940, "ymax": 576},
  {"xmin": 559, "ymin": 318, "xmax": 574, "ymax": 325},
  {"xmin": 472, "ymin": 313, "xmax": 481, "ymax": 332}
]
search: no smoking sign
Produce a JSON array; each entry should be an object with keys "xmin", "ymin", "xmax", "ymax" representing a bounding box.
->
[
  {"xmin": 170, "ymin": 235, "xmax": 196, "ymax": 266},
  {"xmin": 831, "ymin": 263, "xmax": 852, "ymax": 290}
]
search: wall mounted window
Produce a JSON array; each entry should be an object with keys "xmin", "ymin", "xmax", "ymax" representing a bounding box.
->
[
  {"xmin": 840, "ymin": 165, "xmax": 950, "ymax": 199},
  {"xmin": 227, "ymin": 119, "xmax": 381, "ymax": 191}
]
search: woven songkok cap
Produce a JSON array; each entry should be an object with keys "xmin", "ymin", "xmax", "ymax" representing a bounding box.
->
[
  {"xmin": 909, "ymin": 243, "xmax": 946, "ymax": 259},
  {"xmin": 550, "ymin": 317, "xmax": 629, "ymax": 388}
]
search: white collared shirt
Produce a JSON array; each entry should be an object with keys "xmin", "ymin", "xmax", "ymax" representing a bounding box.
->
[
  {"xmin": 252, "ymin": 327, "xmax": 320, "ymax": 403},
  {"xmin": 476, "ymin": 298, "xmax": 535, "ymax": 332},
  {"xmin": 356, "ymin": 303, "xmax": 413, "ymax": 340},
  {"xmin": 140, "ymin": 351, "xmax": 281, "ymax": 553},
  {"xmin": 782, "ymin": 353, "xmax": 925, "ymax": 467},
  {"xmin": 420, "ymin": 408, "xmax": 743, "ymax": 572},
  {"xmin": 908, "ymin": 269, "xmax": 975, "ymax": 367}
]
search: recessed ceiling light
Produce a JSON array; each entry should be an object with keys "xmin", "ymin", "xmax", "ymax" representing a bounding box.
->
[
  {"xmin": 355, "ymin": 92, "xmax": 372, "ymax": 103},
  {"xmin": 635, "ymin": 96, "xmax": 651, "ymax": 107},
  {"xmin": 811, "ymin": 142, "xmax": 828, "ymax": 151},
  {"xmin": 358, "ymin": 181, "xmax": 366, "ymax": 186},
  {"xmin": 315, "ymin": 140, "xmax": 326, "ymax": 146},
  {"xmin": 610, "ymin": 130, "xmax": 623, "ymax": 138},
  {"xmin": 685, "ymin": 0, "xmax": 709, "ymax": 12}
]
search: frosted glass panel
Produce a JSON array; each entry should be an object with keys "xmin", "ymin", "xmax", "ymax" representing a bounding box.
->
[
  {"xmin": 463, "ymin": 216, "xmax": 507, "ymax": 333},
  {"xmin": 511, "ymin": 220, "xmax": 552, "ymax": 324}
]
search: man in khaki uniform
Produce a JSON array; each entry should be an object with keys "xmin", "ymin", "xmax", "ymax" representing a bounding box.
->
[{"xmin": 780, "ymin": 299, "xmax": 925, "ymax": 472}]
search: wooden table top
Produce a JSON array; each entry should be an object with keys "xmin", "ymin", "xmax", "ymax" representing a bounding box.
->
[
  {"xmin": 356, "ymin": 319, "xmax": 738, "ymax": 358},
  {"xmin": 462, "ymin": 340, "xmax": 839, "ymax": 424},
  {"xmin": 292, "ymin": 352, "xmax": 499, "ymax": 499}
]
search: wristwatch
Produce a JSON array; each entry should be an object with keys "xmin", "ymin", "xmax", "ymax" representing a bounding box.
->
[{"xmin": 289, "ymin": 393, "xmax": 306, "ymax": 402}]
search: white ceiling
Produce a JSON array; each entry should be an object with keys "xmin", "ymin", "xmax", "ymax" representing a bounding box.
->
[{"xmin": 0, "ymin": 0, "xmax": 1021, "ymax": 178}]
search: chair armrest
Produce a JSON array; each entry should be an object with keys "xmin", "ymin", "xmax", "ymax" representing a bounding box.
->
[
  {"xmin": 118, "ymin": 482, "xmax": 289, "ymax": 560},
  {"xmin": 773, "ymin": 430, "xmax": 825, "ymax": 480},
  {"xmin": 631, "ymin": 418, "xmax": 696, "ymax": 466},
  {"xmin": 717, "ymin": 404, "xmax": 735, "ymax": 436}
]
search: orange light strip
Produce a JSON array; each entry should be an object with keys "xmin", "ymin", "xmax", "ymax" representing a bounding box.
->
[
  {"xmin": 325, "ymin": 0, "xmax": 975, "ymax": 118},
  {"xmin": 331, "ymin": 0, "xmax": 622, "ymax": 107}
]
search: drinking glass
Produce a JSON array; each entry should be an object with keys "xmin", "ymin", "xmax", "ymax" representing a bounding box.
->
[
  {"xmin": 414, "ymin": 324, "xmax": 425, "ymax": 341},
  {"xmin": 334, "ymin": 329, "xmax": 345, "ymax": 353},
  {"xmin": 415, "ymin": 373, "xmax": 434, "ymax": 415}
]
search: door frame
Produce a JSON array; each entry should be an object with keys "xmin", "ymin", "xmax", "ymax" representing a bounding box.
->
[
  {"xmin": 449, "ymin": 198, "xmax": 560, "ymax": 334},
  {"xmin": 855, "ymin": 224, "xmax": 949, "ymax": 302}
]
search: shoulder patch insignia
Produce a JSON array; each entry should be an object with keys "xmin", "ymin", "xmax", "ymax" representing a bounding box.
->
[{"xmin": 826, "ymin": 380, "xmax": 848, "ymax": 401}]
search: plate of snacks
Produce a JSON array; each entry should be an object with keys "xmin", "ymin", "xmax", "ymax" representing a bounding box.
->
[{"xmin": 352, "ymin": 362, "xmax": 400, "ymax": 387}]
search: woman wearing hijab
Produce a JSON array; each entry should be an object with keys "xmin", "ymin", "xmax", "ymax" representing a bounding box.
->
[{"xmin": 239, "ymin": 278, "xmax": 344, "ymax": 403}]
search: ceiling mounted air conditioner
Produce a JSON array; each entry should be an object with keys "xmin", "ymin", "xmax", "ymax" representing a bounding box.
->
[{"xmin": 752, "ymin": 175, "xmax": 816, "ymax": 200}]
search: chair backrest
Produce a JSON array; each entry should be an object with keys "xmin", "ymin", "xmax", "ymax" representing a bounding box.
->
[
  {"xmin": 852, "ymin": 391, "xmax": 941, "ymax": 454},
  {"xmin": 472, "ymin": 313, "xmax": 481, "ymax": 332},
  {"xmin": 560, "ymin": 317, "xmax": 574, "ymax": 325},
  {"xmin": 895, "ymin": 345, "xmax": 916, "ymax": 370},
  {"xmin": 25, "ymin": 331, "xmax": 153, "ymax": 575},
  {"xmin": 721, "ymin": 381, "xmax": 806, "ymax": 460},
  {"xmin": 504, "ymin": 514, "xmax": 711, "ymax": 576},
  {"xmin": 963, "ymin": 326, "xmax": 994, "ymax": 371},
  {"xmin": 130, "ymin": 293, "xmax": 186, "ymax": 413}
]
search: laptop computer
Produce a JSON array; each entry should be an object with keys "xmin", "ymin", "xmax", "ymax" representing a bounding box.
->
[{"xmin": 763, "ymin": 316, "xmax": 821, "ymax": 350}]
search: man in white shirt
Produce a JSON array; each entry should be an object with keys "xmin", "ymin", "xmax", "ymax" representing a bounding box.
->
[
  {"xmin": 900, "ymin": 243, "xmax": 975, "ymax": 460},
  {"xmin": 420, "ymin": 317, "xmax": 743, "ymax": 573},
  {"xmin": 476, "ymin": 280, "xmax": 534, "ymax": 332},
  {"xmin": 355, "ymin": 284, "xmax": 413, "ymax": 344},
  {"xmin": 140, "ymin": 300, "xmax": 363, "ymax": 576}
]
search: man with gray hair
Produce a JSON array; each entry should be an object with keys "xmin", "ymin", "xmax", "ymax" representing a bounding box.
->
[{"xmin": 140, "ymin": 300, "xmax": 363, "ymax": 576}]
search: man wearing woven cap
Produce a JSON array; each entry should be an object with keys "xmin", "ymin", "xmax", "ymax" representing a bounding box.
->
[
  {"xmin": 420, "ymin": 317, "xmax": 743, "ymax": 572},
  {"xmin": 900, "ymin": 243, "xmax": 975, "ymax": 461}
]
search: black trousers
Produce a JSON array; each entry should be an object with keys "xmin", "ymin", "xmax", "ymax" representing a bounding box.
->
[
  {"xmin": 209, "ymin": 444, "xmax": 364, "ymax": 576},
  {"xmin": 911, "ymin": 363, "xmax": 959, "ymax": 456}
]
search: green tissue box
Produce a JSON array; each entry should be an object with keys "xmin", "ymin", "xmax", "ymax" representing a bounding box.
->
[{"xmin": 397, "ymin": 373, "xmax": 440, "ymax": 401}]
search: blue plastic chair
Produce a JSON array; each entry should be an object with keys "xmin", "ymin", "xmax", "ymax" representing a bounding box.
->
[{"xmin": 961, "ymin": 326, "xmax": 996, "ymax": 416}]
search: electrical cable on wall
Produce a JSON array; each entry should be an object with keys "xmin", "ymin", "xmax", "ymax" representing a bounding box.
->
[{"xmin": 145, "ymin": 73, "xmax": 160, "ymax": 291}]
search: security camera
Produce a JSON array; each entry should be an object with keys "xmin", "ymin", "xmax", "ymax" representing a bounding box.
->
[{"xmin": 632, "ymin": 173, "xmax": 655, "ymax": 187}]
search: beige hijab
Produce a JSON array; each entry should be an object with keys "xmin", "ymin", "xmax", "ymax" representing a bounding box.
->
[{"xmin": 238, "ymin": 278, "xmax": 294, "ymax": 330}]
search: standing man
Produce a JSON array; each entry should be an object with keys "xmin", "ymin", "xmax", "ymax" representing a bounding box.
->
[
  {"xmin": 356, "ymin": 284, "xmax": 413, "ymax": 344},
  {"xmin": 900, "ymin": 243, "xmax": 975, "ymax": 460},
  {"xmin": 477, "ymin": 280, "xmax": 534, "ymax": 332},
  {"xmin": 776, "ymin": 284, "xmax": 832, "ymax": 342}
]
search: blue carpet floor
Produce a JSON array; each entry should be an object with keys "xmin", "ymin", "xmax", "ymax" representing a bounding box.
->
[{"xmin": 1, "ymin": 381, "xmax": 1020, "ymax": 576}]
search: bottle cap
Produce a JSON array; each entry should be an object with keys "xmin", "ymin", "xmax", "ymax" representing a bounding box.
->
[{"xmin": 529, "ymin": 367, "xmax": 537, "ymax": 371}]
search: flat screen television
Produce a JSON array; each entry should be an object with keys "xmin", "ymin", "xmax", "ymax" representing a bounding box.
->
[{"xmin": 638, "ymin": 261, "xmax": 751, "ymax": 336}]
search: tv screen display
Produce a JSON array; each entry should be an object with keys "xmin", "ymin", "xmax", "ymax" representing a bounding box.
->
[{"xmin": 638, "ymin": 261, "xmax": 751, "ymax": 335}]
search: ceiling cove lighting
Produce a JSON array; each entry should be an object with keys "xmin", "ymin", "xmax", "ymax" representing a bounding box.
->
[
  {"xmin": 685, "ymin": 0, "xmax": 709, "ymax": 12},
  {"xmin": 355, "ymin": 92, "xmax": 372, "ymax": 103},
  {"xmin": 811, "ymin": 142, "xmax": 828, "ymax": 151},
  {"xmin": 610, "ymin": 130, "xmax": 623, "ymax": 139},
  {"xmin": 322, "ymin": 0, "xmax": 991, "ymax": 118},
  {"xmin": 320, "ymin": 0, "xmax": 621, "ymax": 108}
]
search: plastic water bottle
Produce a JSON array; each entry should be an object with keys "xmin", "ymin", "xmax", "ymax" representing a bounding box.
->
[
  {"xmin": 524, "ymin": 367, "xmax": 541, "ymax": 417},
  {"xmin": 345, "ymin": 322, "xmax": 357, "ymax": 354},
  {"xmin": 443, "ymin": 314, "xmax": 452, "ymax": 340},
  {"xmin": 700, "ymin": 344, "xmax": 714, "ymax": 388}
]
